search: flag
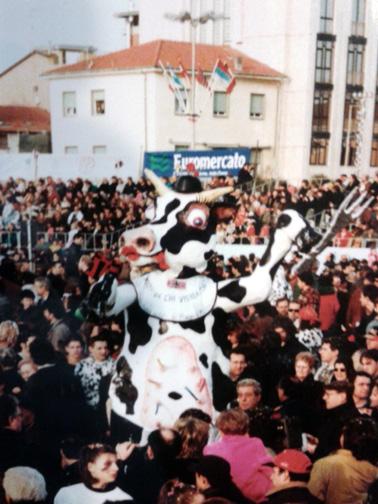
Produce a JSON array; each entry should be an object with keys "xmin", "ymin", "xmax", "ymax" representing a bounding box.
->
[
  {"xmin": 196, "ymin": 65, "xmax": 209, "ymax": 88},
  {"xmin": 209, "ymin": 59, "xmax": 236, "ymax": 94},
  {"xmin": 159, "ymin": 60, "xmax": 190, "ymax": 113},
  {"xmin": 177, "ymin": 60, "xmax": 191, "ymax": 86}
]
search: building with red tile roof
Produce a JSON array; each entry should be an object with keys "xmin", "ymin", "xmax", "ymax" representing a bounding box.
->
[
  {"xmin": 46, "ymin": 39, "xmax": 283, "ymax": 80},
  {"xmin": 0, "ymin": 106, "xmax": 50, "ymax": 153},
  {"xmin": 46, "ymin": 39, "xmax": 284, "ymax": 179},
  {"xmin": 0, "ymin": 106, "xmax": 50, "ymax": 134}
]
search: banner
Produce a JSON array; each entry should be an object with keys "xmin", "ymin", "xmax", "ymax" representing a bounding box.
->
[{"xmin": 143, "ymin": 148, "xmax": 251, "ymax": 179}]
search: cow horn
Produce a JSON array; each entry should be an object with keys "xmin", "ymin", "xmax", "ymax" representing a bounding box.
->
[
  {"xmin": 144, "ymin": 169, "xmax": 171, "ymax": 196},
  {"xmin": 197, "ymin": 186, "xmax": 234, "ymax": 203}
]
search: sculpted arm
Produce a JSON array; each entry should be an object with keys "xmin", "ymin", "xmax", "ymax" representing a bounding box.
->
[
  {"xmin": 214, "ymin": 268, "xmax": 272, "ymax": 313},
  {"xmin": 86, "ymin": 273, "xmax": 137, "ymax": 317}
]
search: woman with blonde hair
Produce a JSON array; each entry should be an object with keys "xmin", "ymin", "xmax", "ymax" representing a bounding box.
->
[
  {"xmin": 294, "ymin": 351, "xmax": 315, "ymax": 382},
  {"xmin": 0, "ymin": 320, "xmax": 19, "ymax": 349},
  {"xmin": 174, "ymin": 416, "xmax": 210, "ymax": 484},
  {"xmin": 174, "ymin": 416, "xmax": 209, "ymax": 459},
  {"xmin": 291, "ymin": 351, "xmax": 323, "ymax": 434}
]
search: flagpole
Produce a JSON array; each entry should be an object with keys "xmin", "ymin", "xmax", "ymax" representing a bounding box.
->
[
  {"xmin": 165, "ymin": 5, "xmax": 227, "ymax": 152},
  {"xmin": 191, "ymin": 0, "xmax": 196, "ymax": 150}
]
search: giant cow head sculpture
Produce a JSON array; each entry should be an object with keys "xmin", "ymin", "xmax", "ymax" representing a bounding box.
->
[{"xmin": 120, "ymin": 169, "xmax": 234, "ymax": 274}]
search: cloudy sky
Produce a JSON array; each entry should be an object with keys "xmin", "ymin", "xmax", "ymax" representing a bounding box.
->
[{"xmin": 0, "ymin": 0, "xmax": 136, "ymax": 73}]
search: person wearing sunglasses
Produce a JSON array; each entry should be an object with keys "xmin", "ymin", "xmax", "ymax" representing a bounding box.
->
[
  {"xmin": 332, "ymin": 358, "xmax": 355, "ymax": 384},
  {"xmin": 287, "ymin": 302, "xmax": 301, "ymax": 330}
]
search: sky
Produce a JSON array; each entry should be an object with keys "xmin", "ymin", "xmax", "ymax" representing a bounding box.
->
[{"xmin": 0, "ymin": 0, "xmax": 136, "ymax": 73}]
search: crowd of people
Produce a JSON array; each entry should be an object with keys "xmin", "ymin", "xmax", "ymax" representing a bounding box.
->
[
  {"xmin": 0, "ymin": 171, "xmax": 378, "ymax": 503},
  {"xmin": 1, "ymin": 169, "xmax": 378, "ymax": 254}
]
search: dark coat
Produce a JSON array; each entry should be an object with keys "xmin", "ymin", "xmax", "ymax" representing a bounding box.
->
[
  {"xmin": 265, "ymin": 483, "xmax": 319, "ymax": 503},
  {"xmin": 119, "ymin": 447, "xmax": 178, "ymax": 504},
  {"xmin": 314, "ymin": 402, "xmax": 359, "ymax": 460},
  {"xmin": 23, "ymin": 364, "xmax": 86, "ymax": 442},
  {"xmin": 0, "ymin": 427, "xmax": 39, "ymax": 473}
]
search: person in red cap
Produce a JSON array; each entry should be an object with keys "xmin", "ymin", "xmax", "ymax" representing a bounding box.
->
[{"xmin": 265, "ymin": 449, "xmax": 315, "ymax": 503}]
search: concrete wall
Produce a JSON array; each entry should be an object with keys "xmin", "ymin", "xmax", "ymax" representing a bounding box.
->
[{"xmin": 0, "ymin": 153, "xmax": 139, "ymax": 181}]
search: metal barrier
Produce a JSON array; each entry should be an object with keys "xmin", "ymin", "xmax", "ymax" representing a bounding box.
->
[
  {"xmin": 0, "ymin": 211, "xmax": 376, "ymax": 264},
  {"xmin": 0, "ymin": 231, "xmax": 21, "ymax": 249}
]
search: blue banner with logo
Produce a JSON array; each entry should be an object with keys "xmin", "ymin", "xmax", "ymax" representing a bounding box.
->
[{"xmin": 143, "ymin": 148, "xmax": 251, "ymax": 179}]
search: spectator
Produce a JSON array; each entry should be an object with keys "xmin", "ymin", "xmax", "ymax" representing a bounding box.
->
[
  {"xmin": 287, "ymin": 301, "xmax": 301, "ymax": 329},
  {"xmin": 365, "ymin": 321, "xmax": 378, "ymax": 350},
  {"xmin": 296, "ymin": 272, "xmax": 319, "ymax": 317},
  {"xmin": 64, "ymin": 232, "xmax": 84, "ymax": 279},
  {"xmin": 358, "ymin": 284, "xmax": 378, "ymax": 336},
  {"xmin": 43, "ymin": 302, "xmax": 72, "ymax": 353},
  {"xmin": 17, "ymin": 358, "xmax": 37, "ymax": 384},
  {"xmin": 331, "ymin": 358, "xmax": 355, "ymax": 383},
  {"xmin": 174, "ymin": 416, "xmax": 210, "ymax": 484},
  {"xmin": 360, "ymin": 349, "xmax": 378, "ymax": 378},
  {"xmin": 56, "ymin": 437, "xmax": 83, "ymax": 491},
  {"xmin": 309, "ymin": 417, "xmax": 378, "ymax": 504},
  {"xmin": 204, "ymin": 409, "xmax": 272, "ymax": 503},
  {"xmin": 318, "ymin": 273, "xmax": 340, "ymax": 332},
  {"xmin": 194, "ymin": 455, "xmax": 252, "ymax": 503},
  {"xmin": 74, "ymin": 334, "xmax": 114, "ymax": 410},
  {"xmin": 265, "ymin": 449, "xmax": 313, "ymax": 504},
  {"xmin": 62, "ymin": 336, "xmax": 84, "ymax": 372},
  {"xmin": 47, "ymin": 260, "xmax": 67, "ymax": 298},
  {"xmin": 3, "ymin": 466, "xmax": 47, "ymax": 504},
  {"xmin": 269, "ymin": 317, "xmax": 307, "ymax": 380},
  {"xmin": 0, "ymin": 319, "xmax": 19, "ymax": 349},
  {"xmin": 229, "ymin": 347, "xmax": 248, "ymax": 383},
  {"xmin": 24, "ymin": 339, "xmax": 86, "ymax": 443},
  {"xmin": 370, "ymin": 378, "xmax": 378, "ymax": 418},
  {"xmin": 275, "ymin": 297, "xmax": 289, "ymax": 318},
  {"xmin": 0, "ymin": 281, "xmax": 13, "ymax": 322},
  {"xmin": 117, "ymin": 428, "xmax": 182, "ymax": 504},
  {"xmin": 18, "ymin": 289, "xmax": 40, "ymax": 333},
  {"xmin": 54, "ymin": 444, "xmax": 133, "ymax": 504},
  {"xmin": 0, "ymin": 394, "xmax": 37, "ymax": 472},
  {"xmin": 213, "ymin": 347, "xmax": 251, "ymax": 411},
  {"xmin": 158, "ymin": 479, "xmax": 205, "ymax": 504},
  {"xmin": 352, "ymin": 371, "xmax": 372, "ymax": 413},
  {"xmin": 312, "ymin": 380, "xmax": 359, "ymax": 460},
  {"xmin": 232, "ymin": 378, "xmax": 262, "ymax": 412},
  {"xmin": 314, "ymin": 338, "xmax": 340, "ymax": 384}
]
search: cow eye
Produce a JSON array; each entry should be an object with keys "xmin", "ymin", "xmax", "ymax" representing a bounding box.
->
[{"xmin": 185, "ymin": 206, "xmax": 209, "ymax": 229}]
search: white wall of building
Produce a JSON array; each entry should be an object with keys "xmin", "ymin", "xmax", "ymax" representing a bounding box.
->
[
  {"xmin": 48, "ymin": 69, "xmax": 281, "ymax": 176},
  {"xmin": 49, "ymin": 71, "xmax": 149, "ymax": 173},
  {"xmin": 0, "ymin": 153, "xmax": 138, "ymax": 181},
  {"xmin": 0, "ymin": 53, "xmax": 55, "ymax": 109}
]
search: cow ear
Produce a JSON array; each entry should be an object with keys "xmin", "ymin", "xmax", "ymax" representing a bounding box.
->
[{"xmin": 211, "ymin": 203, "xmax": 237, "ymax": 222}]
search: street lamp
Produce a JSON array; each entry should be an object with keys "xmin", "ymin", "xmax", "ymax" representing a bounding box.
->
[{"xmin": 165, "ymin": 2, "xmax": 226, "ymax": 149}]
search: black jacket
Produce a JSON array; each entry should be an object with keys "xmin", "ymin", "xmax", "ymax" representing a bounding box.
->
[{"xmin": 314, "ymin": 402, "xmax": 359, "ymax": 460}]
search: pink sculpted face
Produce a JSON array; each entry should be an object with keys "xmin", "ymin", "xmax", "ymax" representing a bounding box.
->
[{"xmin": 141, "ymin": 336, "xmax": 212, "ymax": 429}]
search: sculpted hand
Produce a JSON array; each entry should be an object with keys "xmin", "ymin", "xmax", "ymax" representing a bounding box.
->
[
  {"xmin": 87, "ymin": 273, "xmax": 117, "ymax": 316},
  {"xmin": 293, "ymin": 188, "xmax": 373, "ymax": 274}
]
